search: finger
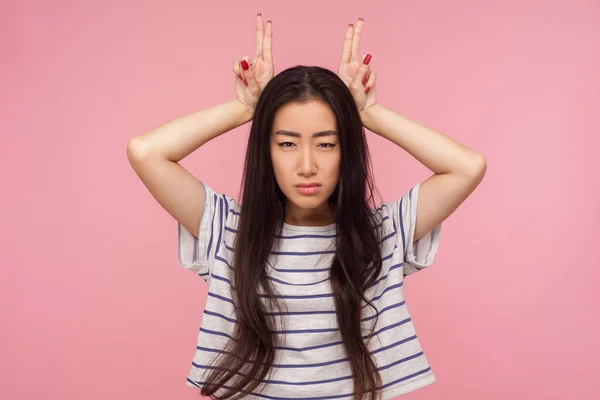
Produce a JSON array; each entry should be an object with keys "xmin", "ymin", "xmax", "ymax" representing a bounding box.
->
[
  {"xmin": 232, "ymin": 60, "xmax": 243, "ymax": 80},
  {"xmin": 255, "ymin": 13, "xmax": 264, "ymax": 59},
  {"xmin": 240, "ymin": 58, "xmax": 260, "ymax": 93},
  {"xmin": 360, "ymin": 54, "xmax": 370, "ymax": 85},
  {"xmin": 350, "ymin": 18, "xmax": 363, "ymax": 63},
  {"xmin": 238, "ymin": 58, "xmax": 249, "ymax": 86},
  {"xmin": 339, "ymin": 24, "xmax": 353, "ymax": 64},
  {"xmin": 350, "ymin": 56, "xmax": 371, "ymax": 92},
  {"xmin": 263, "ymin": 20, "xmax": 273, "ymax": 65},
  {"xmin": 242, "ymin": 55, "xmax": 251, "ymax": 79},
  {"xmin": 365, "ymin": 70, "xmax": 376, "ymax": 93}
]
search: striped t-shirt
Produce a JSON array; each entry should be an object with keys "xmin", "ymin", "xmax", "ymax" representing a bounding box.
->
[{"xmin": 177, "ymin": 181, "xmax": 441, "ymax": 399}]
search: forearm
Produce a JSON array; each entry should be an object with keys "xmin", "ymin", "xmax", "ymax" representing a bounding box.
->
[
  {"xmin": 128, "ymin": 98, "xmax": 253, "ymax": 162},
  {"xmin": 360, "ymin": 104, "xmax": 485, "ymax": 176}
]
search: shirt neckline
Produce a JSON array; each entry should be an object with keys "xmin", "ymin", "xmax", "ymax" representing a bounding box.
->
[{"xmin": 282, "ymin": 221, "xmax": 336, "ymax": 233}]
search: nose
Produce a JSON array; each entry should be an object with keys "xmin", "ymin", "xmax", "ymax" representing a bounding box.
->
[{"xmin": 297, "ymin": 146, "xmax": 317, "ymax": 177}]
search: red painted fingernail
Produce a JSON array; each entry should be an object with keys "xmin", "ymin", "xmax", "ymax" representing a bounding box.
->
[
  {"xmin": 364, "ymin": 54, "xmax": 372, "ymax": 65},
  {"xmin": 238, "ymin": 74, "xmax": 243, "ymax": 80},
  {"xmin": 349, "ymin": 23, "xmax": 353, "ymax": 27},
  {"xmin": 244, "ymin": 78, "xmax": 248, "ymax": 86},
  {"xmin": 257, "ymin": 13, "xmax": 262, "ymax": 16},
  {"xmin": 241, "ymin": 60, "xmax": 249, "ymax": 70},
  {"xmin": 358, "ymin": 17, "xmax": 363, "ymax": 21},
  {"xmin": 362, "ymin": 75, "xmax": 367, "ymax": 85},
  {"xmin": 365, "ymin": 86, "xmax": 371, "ymax": 94}
]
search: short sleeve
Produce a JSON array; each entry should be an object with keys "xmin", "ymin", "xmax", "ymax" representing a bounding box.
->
[
  {"xmin": 177, "ymin": 182, "xmax": 238, "ymax": 282},
  {"xmin": 387, "ymin": 181, "xmax": 442, "ymax": 276}
]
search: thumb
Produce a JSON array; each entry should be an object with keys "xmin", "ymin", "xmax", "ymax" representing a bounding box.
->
[{"xmin": 240, "ymin": 57, "xmax": 260, "ymax": 95}]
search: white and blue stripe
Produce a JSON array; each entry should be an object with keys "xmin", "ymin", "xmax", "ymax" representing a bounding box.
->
[{"xmin": 177, "ymin": 181, "xmax": 441, "ymax": 399}]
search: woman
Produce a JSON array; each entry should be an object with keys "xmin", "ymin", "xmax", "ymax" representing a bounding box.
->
[{"xmin": 127, "ymin": 14, "xmax": 486, "ymax": 400}]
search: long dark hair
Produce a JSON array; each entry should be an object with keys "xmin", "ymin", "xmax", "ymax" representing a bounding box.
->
[{"xmin": 201, "ymin": 65, "xmax": 385, "ymax": 400}]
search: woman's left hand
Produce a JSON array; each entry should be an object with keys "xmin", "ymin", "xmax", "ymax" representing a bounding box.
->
[{"xmin": 336, "ymin": 18, "xmax": 377, "ymax": 114}]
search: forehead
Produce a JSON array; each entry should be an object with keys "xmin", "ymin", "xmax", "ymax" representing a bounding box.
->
[{"xmin": 271, "ymin": 100, "xmax": 337, "ymax": 136}]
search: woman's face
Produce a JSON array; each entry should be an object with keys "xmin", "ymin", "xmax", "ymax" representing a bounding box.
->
[{"xmin": 270, "ymin": 100, "xmax": 341, "ymax": 225}]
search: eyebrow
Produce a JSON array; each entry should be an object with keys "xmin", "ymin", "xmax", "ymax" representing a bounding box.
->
[{"xmin": 274, "ymin": 130, "xmax": 338, "ymax": 138}]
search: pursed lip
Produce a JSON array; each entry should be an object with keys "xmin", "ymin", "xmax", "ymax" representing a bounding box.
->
[{"xmin": 296, "ymin": 183, "xmax": 321, "ymax": 188}]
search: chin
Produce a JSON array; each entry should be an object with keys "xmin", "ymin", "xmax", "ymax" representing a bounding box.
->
[{"xmin": 292, "ymin": 192, "xmax": 331, "ymax": 208}]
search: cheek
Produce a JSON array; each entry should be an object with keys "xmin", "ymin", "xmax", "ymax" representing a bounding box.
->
[
  {"xmin": 270, "ymin": 153, "xmax": 291, "ymax": 181},
  {"xmin": 326, "ymin": 154, "xmax": 341, "ymax": 177}
]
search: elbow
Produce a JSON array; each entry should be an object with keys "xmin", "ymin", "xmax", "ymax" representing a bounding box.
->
[
  {"xmin": 454, "ymin": 153, "xmax": 486, "ymax": 181},
  {"xmin": 127, "ymin": 137, "xmax": 154, "ymax": 164},
  {"xmin": 126, "ymin": 137, "xmax": 142, "ymax": 162},
  {"xmin": 466, "ymin": 153, "xmax": 487, "ymax": 181}
]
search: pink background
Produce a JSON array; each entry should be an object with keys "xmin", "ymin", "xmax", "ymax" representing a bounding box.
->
[{"xmin": 3, "ymin": 0, "xmax": 599, "ymax": 399}]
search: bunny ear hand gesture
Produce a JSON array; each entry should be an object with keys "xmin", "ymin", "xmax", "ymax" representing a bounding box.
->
[{"xmin": 233, "ymin": 14, "xmax": 275, "ymax": 114}]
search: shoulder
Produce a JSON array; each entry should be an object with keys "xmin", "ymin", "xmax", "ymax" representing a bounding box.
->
[
  {"xmin": 200, "ymin": 182, "xmax": 241, "ymax": 229},
  {"xmin": 369, "ymin": 202, "xmax": 397, "ymax": 238}
]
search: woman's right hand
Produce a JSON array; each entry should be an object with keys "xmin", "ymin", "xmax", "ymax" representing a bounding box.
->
[{"xmin": 233, "ymin": 14, "xmax": 274, "ymax": 116}]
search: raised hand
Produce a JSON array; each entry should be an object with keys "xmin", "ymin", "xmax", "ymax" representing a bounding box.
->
[
  {"xmin": 233, "ymin": 14, "xmax": 275, "ymax": 115},
  {"xmin": 336, "ymin": 18, "xmax": 377, "ymax": 113}
]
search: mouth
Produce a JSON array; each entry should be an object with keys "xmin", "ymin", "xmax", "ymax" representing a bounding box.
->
[{"xmin": 296, "ymin": 184, "xmax": 321, "ymax": 195}]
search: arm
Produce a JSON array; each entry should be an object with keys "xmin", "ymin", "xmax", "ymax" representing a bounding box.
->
[
  {"xmin": 360, "ymin": 104, "xmax": 487, "ymax": 242},
  {"xmin": 127, "ymin": 14, "xmax": 274, "ymax": 241},
  {"xmin": 128, "ymin": 99, "xmax": 252, "ymax": 162},
  {"xmin": 335, "ymin": 18, "xmax": 486, "ymax": 244},
  {"xmin": 126, "ymin": 99, "xmax": 252, "ymax": 238}
]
